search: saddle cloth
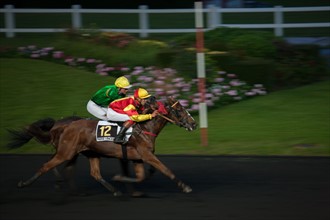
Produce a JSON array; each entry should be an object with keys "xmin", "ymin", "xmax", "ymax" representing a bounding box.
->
[{"xmin": 95, "ymin": 121, "xmax": 133, "ymax": 142}]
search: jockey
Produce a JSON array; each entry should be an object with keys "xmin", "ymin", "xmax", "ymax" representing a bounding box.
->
[
  {"xmin": 108, "ymin": 88, "xmax": 158, "ymax": 144},
  {"xmin": 87, "ymin": 76, "xmax": 132, "ymax": 120}
]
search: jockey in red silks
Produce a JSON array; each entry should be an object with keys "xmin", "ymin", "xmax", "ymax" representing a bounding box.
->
[{"xmin": 107, "ymin": 88, "xmax": 158, "ymax": 144}]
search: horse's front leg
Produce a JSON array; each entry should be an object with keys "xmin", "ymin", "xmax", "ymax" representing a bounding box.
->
[
  {"xmin": 88, "ymin": 157, "xmax": 122, "ymax": 197},
  {"xmin": 116, "ymin": 159, "xmax": 146, "ymax": 197},
  {"xmin": 112, "ymin": 161, "xmax": 145, "ymax": 183},
  {"xmin": 140, "ymin": 151, "xmax": 192, "ymax": 193}
]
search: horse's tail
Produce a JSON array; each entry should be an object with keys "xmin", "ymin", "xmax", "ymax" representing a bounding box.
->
[{"xmin": 6, "ymin": 117, "xmax": 56, "ymax": 149}]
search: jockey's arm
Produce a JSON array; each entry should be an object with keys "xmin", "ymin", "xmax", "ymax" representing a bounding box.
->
[
  {"xmin": 129, "ymin": 114, "xmax": 152, "ymax": 122},
  {"xmin": 124, "ymin": 103, "xmax": 157, "ymax": 122}
]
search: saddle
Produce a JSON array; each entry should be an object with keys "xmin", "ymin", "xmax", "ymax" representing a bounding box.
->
[{"xmin": 95, "ymin": 121, "xmax": 133, "ymax": 142}]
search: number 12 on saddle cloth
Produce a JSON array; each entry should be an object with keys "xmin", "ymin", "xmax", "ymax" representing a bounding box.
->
[{"xmin": 95, "ymin": 121, "xmax": 133, "ymax": 142}]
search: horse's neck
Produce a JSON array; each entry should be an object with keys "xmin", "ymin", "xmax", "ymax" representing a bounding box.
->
[{"xmin": 139, "ymin": 116, "xmax": 168, "ymax": 137}]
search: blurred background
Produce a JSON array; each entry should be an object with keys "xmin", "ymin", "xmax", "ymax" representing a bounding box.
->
[{"xmin": 0, "ymin": 0, "xmax": 329, "ymax": 156}]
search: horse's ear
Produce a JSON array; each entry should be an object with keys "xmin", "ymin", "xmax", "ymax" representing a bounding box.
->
[{"xmin": 168, "ymin": 96, "xmax": 175, "ymax": 103}]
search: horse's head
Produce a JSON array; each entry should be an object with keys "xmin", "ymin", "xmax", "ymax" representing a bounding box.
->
[
  {"xmin": 161, "ymin": 97, "xmax": 197, "ymax": 131},
  {"xmin": 143, "ymin": 96, "xmax": 159, "ymax": 113}
]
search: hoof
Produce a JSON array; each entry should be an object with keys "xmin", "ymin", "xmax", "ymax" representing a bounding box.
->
[
  {"xmin": 112, "ymin": 174, "xmax": 123, "ymax": 181},
  {"xmin": 17, "ymin": 181, "xmax": 25, "ymax": 188},
  {"xmin": 130, "ymin": 191, "xmax": 146, "ymax": 198},
  {"xmin": 113, "ymin": 191, "xmax": 123, "ymax": 197},
  {"xmin": 183, "ymin": 186, "xmax": 192, "ymax": 193}
]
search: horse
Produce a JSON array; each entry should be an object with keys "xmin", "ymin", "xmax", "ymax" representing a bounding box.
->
[
  {"xmin": 6, "ymin": 115, "xmax": 127, "ymax": 195},
  {"xmin": 6, "ymin": 97, "xmax": 161, "ymax": 197},
  {"xmin": 6, "ymin": 98, "xmax": 158, "ymax": 196},
  {"xmin": 8, "ymin": 96, "xmax": 197, "ymax": 196}
]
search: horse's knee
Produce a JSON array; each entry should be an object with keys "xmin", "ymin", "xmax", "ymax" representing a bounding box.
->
[
  {"xmin": 134, "ymin": 169, "xmax": 145, "ymax": 182},
  {"xmin": 133, "ymin": 163, "xmax": 145, "ymax": 182},
  {"xmin": 89, "ymin": 158, "xmax": 102, "ymax": 181}
]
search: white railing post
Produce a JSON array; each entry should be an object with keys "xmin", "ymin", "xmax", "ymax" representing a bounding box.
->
[
  {"xmin": 139, "ymin": 5, "xmax": 149, "ymax": 38},
  {"xmin": 274, "ymin": 5, "xmax": 283, "ymax": 37},
  {"xmin": 207, "ymin": 5, "xmax": 220, "ymax": 29},
  {"xmin": 72, "ymin": 5, "xmax": 82, "ymax": 29},
  {"xmin": 4, "ymin": 5, "xmax": 15, "ymax": 38}
]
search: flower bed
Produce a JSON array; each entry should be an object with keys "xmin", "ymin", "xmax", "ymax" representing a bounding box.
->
[{"xmin": 17, "ymin": 45, "xmax": 267, "ymax": 112}]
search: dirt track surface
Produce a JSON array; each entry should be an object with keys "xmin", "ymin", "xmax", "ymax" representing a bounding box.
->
[{"xmin": 0, "ymin": 155, "xmax": 329, "ymax": 220}]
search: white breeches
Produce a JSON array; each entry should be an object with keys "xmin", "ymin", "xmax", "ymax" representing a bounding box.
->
[
  {"xmin": 86, "ymin": 100, "xmax": 108, "ymax": 120},
  {"xmin": 107, "ymin": 108, "xmax": 131, "ymax": 122}
]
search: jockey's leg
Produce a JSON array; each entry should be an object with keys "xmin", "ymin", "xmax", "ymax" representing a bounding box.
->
[{"xmin": 114, "ymin": 120, "xmax": 135, "ymax": 144}]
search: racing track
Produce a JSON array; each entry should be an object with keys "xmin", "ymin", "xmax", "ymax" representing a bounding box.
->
[{"xmin": 0, "ymin": 155, "xmax": 329, "ymax": 220}]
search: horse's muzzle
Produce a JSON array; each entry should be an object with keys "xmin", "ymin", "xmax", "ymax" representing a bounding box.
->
[{"xmin": 184, "ymin": 122, "xmax": 197, "ymax": 131}]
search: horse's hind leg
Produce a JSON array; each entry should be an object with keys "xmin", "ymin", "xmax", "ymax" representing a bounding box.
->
[
  {"xmin": 88, "ymin": 157, "xmax": 122, "ymax": 197},
  {"xmin": 53, "ymin": 155, "xmax": 82, "ymax": 194},
  {"xmin": 18, "ymin": 154, "xmax": 68, "ymax": 188}
]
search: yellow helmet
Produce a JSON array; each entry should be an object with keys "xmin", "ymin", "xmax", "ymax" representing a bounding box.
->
[
  {"xmin": 134, "ymin": 88, "xmax": 151, "ymax": 99},
  {"xmin": 115, "ymin": 76, "xmax": 132, "ymax": 89}
]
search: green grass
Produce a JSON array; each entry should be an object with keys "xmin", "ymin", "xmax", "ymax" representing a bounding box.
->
[{"xmin": 0, "ymin": 58, "xmax": 329, "ymax": 156}]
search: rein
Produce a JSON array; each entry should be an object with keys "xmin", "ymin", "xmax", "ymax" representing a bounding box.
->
[
  {"xmin": 157, "ymin": 113, "xmax": 176, "ymax": 124},
  {"xmin": 155, "ymin": 100, "xmax": 179, "ymax": 124},
  {"xmin": 142, "ymin": 101, "xmax": 179, "ymax": 137},
  {"xmin": 171, "ymin": 101, "xmax": 179, "ymax": 107}
]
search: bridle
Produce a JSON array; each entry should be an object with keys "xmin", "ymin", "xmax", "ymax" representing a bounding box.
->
[
  {"xmin": 156, "ymin": 101, "xmax": 178, "ymax": 124},
  {"xmin": 157, "ymin": 100, "xmax": 192, "ymax": 128},
  {"xmin": 141, "ymin": 99, "xmax": 195, "ymax": 137}
]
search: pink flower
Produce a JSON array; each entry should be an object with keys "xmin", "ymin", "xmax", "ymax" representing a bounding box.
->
[
  {"xmin": 191, "ymin": 104, "xmax": 199, "ymax": 111},
  {"xmin": 86, "ymin": 59, "xmax": 96, "ymax": 63},
  {"xmin": 214, "ymin": 77, "xmax": 224, "ymax": 83},
  {"xmin": 30, "ymin": 54, "xmax": 40, "ymax": 58},
  {"xmin": 155, "ymin": 80, "xmax": 165, "ymax": 85},
  {"xmin": 192, "ymin": 98, "xmax": 201, "ymax": 103},
  {"xmin": 121, "ymin": 67, "xmax": 130, "ymax": 71},
  {"xmin": 245, "ymin": 91, "xmax": 256, "ymax": 96},
  {"xmin": 52, "ymin": 51, "xmax": 64, "ymax": 59},
  {"xmin": 131, "ymin": 70, "xmax": 143, "ymax": 75},
  {"xmin": 206, "ymin": 100, "xmax": 214, "ymax": 106},
  {"xmin": 229, "ymin": 80, "xmax": 242, "ymax": 86},
  {"xmin": 99, "ymin": 72, "xmax": 108, "ymax": 76},
  {"xmin": 226, "ymin": 90, "xmax": 238, "ymax": 96},
  {"xmin": 96, "ymin": 64, "xmax": 106, "ymax": 69}
]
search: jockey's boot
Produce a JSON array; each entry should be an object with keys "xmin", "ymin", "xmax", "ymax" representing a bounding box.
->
[{"xmin": 114, "ymin": 120, "xmax": 134, "ymax": 144}]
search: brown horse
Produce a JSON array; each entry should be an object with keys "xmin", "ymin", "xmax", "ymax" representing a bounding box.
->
[
  {"xmin": 7, "ymin": 115, "xmax": 143, "ymax": 196},
  {"xmin": 9, "ymin": 96, "xmax": 197, "ymax": 195}
]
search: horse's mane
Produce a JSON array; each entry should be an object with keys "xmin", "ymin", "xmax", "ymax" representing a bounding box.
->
[{"xmin": 132, "ymin": 97, "xmax": 170, "ymax": 134}]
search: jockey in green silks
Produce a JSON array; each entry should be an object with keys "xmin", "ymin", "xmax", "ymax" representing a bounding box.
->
[{"xmin": 87, "ymin": 76, "xmax": 132, "ymax": 120}]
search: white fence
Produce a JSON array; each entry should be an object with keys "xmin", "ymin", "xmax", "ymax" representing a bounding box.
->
[{"xmin": 0, "ymin": 4, "xmax": 329, "ymax": 38}]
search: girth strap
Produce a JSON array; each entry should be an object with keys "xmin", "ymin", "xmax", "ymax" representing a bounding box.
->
[{"xmin": 121, "ymin": 144, "xmax": 128, "ymax": 161}]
